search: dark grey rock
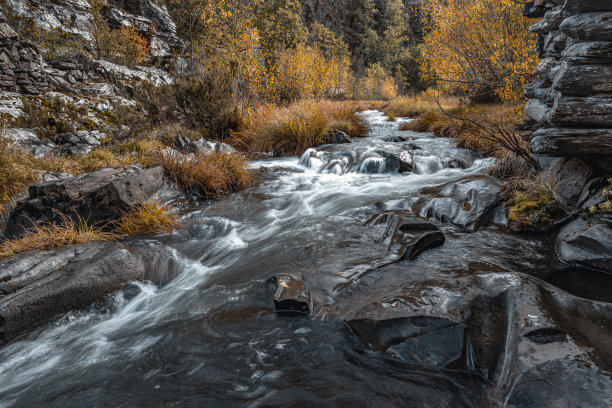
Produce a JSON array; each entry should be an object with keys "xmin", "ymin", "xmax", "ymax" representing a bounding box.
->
[
  {"xmin": 324, "ymin": 130, "xmax": 351, "ymax": 144},
  {"xmin": 549, "ymin": 158, "xmax": 593, "ymax": 204},
  {"xmin": 563, "ymin": 42, "xmax": 612, "ymax": 64},
  {"xmin": 552, "ymin": 63, "xmax": 612, "ymax": 96},
  {"xmin": 556, "ymin": 215, "xmax": 612, "ymax": 272},
  {"xmin": 560, "ymin": 12, "xmax": 612, "ymax": 41},
  {"xmin": 384, "ymin": 151, "xmax": 413, "ymax": 173},
  {"xmin": 396, "ymin": 230, "xmax": 446, "ymax": 261},
  {"xmin": 4, "ymin": 166, "xmax": 167, "ymax": 239},
  {"xmin": 0, "ymin": 241, "xmax": 145, "ymax": 344},
  {"xmin": 550, "ymin": 97, "xmax": 612, "ymax": 128},
  {"xmin": 411, "ymin": 175, "xmax": 506, "ymax": 232},
  {"xmin": 267, "ymin": 274, "xmax": 312, "ymax": 315},
  {"xmin": 531, "ymin": 127, "xmax": 612, "ymax": 157}
]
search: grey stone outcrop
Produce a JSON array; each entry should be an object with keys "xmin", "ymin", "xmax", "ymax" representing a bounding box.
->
[{"xmin": 523, "ymin": 1, "xmax": 612, "ymax": 172}]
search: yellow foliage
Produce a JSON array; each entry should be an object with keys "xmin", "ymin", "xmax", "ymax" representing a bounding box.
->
[{"xmin": 420, "ymin": 0, "xmax": 538, "ymax": 102}]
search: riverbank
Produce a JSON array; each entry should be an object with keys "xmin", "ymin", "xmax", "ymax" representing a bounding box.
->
[{"xmin": 1, "ymin": 110, "xmax": 611, "ymax": 407}]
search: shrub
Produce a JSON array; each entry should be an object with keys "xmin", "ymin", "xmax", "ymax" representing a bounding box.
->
[
  {"xmin": 18, "ymin": 96, "xmax": 90, "ymax": 141},
  {"xmin": 115, "ymin": 200, "xmax": 182, "ymax": 235},
  {"xmin": 503, "ymin": 171, "xmax": 567, "ymax": 231},
  {"xmin": 173, "ymin": 68, "xmax": 238, "ymax": 139},
  {"xmin": 0, "ymin": 215, "xmax": 118, "ymax": 260},
  {"xmin": 89, "ymin": 0, "xmax": 149, "ymax": 67},
  {"xmin": 420, "ymin": 0, "xmax": 538, "ymax": 102},
  {"xmin": 154, "ymin": 150, "xmax": 253, "ymax": 197}
]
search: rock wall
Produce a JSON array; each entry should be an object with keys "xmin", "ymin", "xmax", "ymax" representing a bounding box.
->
[
  {"xmin": 0, "ymin": 22, "xmax": 49, "ymax": 94},
  {"xmin": 523, "ymin": 0, "xmax": 612, "ymax": 174}
]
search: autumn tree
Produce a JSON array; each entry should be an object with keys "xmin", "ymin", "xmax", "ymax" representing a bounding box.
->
[{"xmin": 419, "ymin": 0, "xmax": 538, "ymax": 102}]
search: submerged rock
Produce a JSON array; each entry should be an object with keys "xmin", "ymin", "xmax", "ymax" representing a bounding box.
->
[
  {"xmin": 267, "ymin": 274, "xmax": 312, "ymax": 315},
  {"xmin": 4, "ymin": 166, "xmax": 173, "ymax": 239},
  {"xmin": 0, "ymin": 241, "xmax": 145, "ymax": 344},
  {"xmin": 556, "ymin": 215, "xmax": 612, "ymax": 272}
]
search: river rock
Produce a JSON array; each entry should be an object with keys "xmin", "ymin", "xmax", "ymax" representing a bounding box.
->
[
  {"xmin": 324, "ymin": 130, "xmax": 351, "ymax": 144},
  {"xmin": 0, "ymin": 241, "xmax": 145, "ymax": 344},
  {"xmin": 411, "ymin": 175, "xmax": 506, "ymax": 232},
  {"xmin": 384, "ymin": 151, "xmax": 413, "ymax": 173},
  {"xmin": 340, "ymin": 272, "xmax": 612, "ymax": 406},
  {"xmin": 555, "ymin": 215, "xmax": 612, "ymax": 272},
  {"xmin": 396, "ymin": 230, "xmax": 446, "ymax": 261},
  {"xmin": 4, "ymin": 165, "xmax": 167, "ymax": 239},
  {"xmin": 267, "ymin": 274, "xmax": 312, "ymax": 315},
  {"xmin": 383, "ymin": 135, "xmax": 412, "ymax": 143}
]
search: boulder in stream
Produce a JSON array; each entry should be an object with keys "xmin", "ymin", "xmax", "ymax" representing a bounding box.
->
[
  {"xmin": 0, "ymin": 241, "xmax": 145, "ymax": 344},
  {"xmin": 384, "ymin": 151, "xmax": 413, "ymax": 173},
  {"xmin": 267, "ymin": 274, "xmax": 312, "ymax": 315},
  {"xmin": 324, "ymin": 130, "xmax": 351, "ymax": 144}
]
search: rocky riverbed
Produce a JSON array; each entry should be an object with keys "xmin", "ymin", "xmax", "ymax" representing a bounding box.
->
[{"xmin": 0, "ymin": 111, "xmax": 610, "ymax": 407}]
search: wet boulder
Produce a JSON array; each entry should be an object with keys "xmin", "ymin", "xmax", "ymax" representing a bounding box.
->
[
  {"xmin": 383, "ymin": 135, "xmax": 412, "ymax": 143},
  {"xmin": 395, "ymin": 231, "xmax": 446, "ymax": 261},
  {"xmin": 384, "ymin": 151, "xmax": 413, "ymax": 173},
  {"xmin": 4, "ymin": 166, "xmax": 170, "ymax": 239},
  {"xmin": 411, "ymin": 175, "xmax": 506, "ymax": 232},
  {"xmin": 267, "ymin": 274, "xmax": 312, "ymax": 315},
  {"xmin": 340, "ymin": 272, "xmax": 612, "ymax": 406},
  {"xmin": 555, "ymin": 215, "xmax": 612, "ymax": 272},
  {"xmin": 367, "ymin": 212, "xmax": 444, "ymax": 261},
  {"xmin": 0, "ymin": 241, "xmax": 145, "ymax": 344},
  {"xmin": 324, "ymin": 130, "xmax": 351, "ymax": 144},
  {"xmin": 347, "ymin": 316, "xmax": 464, "ymax": 367}
]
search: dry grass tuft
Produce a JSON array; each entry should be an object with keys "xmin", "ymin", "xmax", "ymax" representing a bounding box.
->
[
  {"xmin": 503, "ymin": 170, "xmax": 568, "ymax": 231},
  {"xmin": 0, "ymin": 137, "xmax": 38, "ymax": 213},
  {"xmin": 233, "ymin": 100, "xmax": 370, "ymax": 155},
  {"xmin": 115, "ymin": 200, "xmax": 182, "ymax": 235},
  {"xmin": 0, "ymin": 215, "xmax": 119, "ymax": 260},
  {"xmin": 154, "ymin": 150, "xmax": 253, "ymax": 197}
]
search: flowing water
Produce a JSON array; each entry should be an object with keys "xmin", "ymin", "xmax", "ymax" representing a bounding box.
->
[{"xmin": 0, "ymin": 111, "xmax": 608, "ymax": 407}]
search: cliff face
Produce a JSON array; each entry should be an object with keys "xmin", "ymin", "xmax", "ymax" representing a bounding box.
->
[{"xmin": 523, "ymin": 0, "xmax": 612, "ymax": 174}]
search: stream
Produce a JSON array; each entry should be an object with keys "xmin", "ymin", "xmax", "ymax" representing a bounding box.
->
[{"xmin": 0, "ymin": 111, "xmax": 610, "ymax": 407}]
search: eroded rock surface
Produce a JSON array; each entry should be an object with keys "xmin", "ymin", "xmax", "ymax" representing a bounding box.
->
[
  {"xmin": 411, "ymin": 175, "xmax": 506, "ymax": 231},
  {"xmin": 340, "ymin": 272, "xmax": 612, "ymax": 407},
  {"xmin": 0, "ymin": 241, "xmax": 144, "ymax": 344}
]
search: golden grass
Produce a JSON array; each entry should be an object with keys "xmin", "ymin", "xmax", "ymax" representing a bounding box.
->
[
  {"xmin": 154, "ymin": 150, "xmax": 253, "ymax": 197},
  {"xmin": 115, "ymin": 200, "xmax": 182, "ymax": 235},
  {"xmin": 0, "ymin": 215, "xmax": 119, "ymax": 260},
  {"xmin": 233, "ymin": 99, "xmax": 370, "ymax": 155},
  {"xmin": 0, "ymin": 137, "xmax": 38, "ymax": 212}
]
